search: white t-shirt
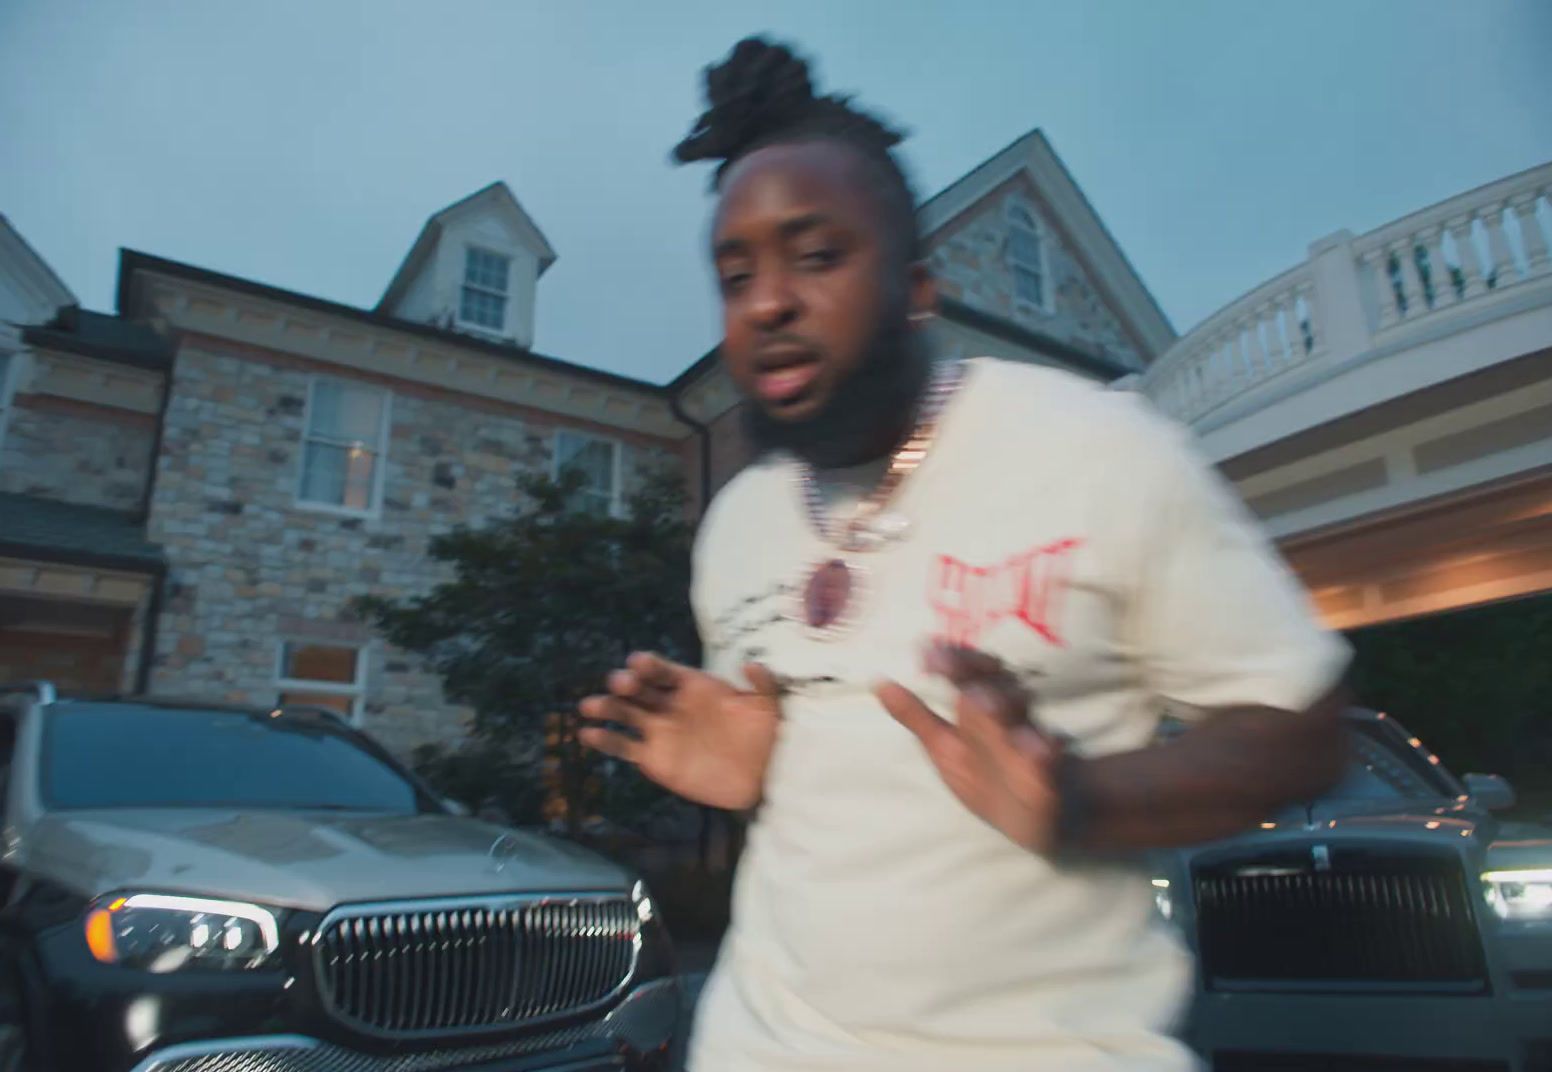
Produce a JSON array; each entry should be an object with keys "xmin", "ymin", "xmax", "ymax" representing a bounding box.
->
[{"xmin": 688, "ymin": 358, "xmax": 1349, "ymax": 1072}]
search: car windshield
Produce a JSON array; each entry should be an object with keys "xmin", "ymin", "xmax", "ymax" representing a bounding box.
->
[
  {"xmin": 1326, "ymin": 718, "xmax": 1460, "ymax": 800},
  {"xmin": 43, "ymin": 702, "xmax": 426, "ymax": 813}
]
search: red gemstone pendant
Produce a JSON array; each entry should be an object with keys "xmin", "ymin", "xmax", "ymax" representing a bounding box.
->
[{"xmin": 803, "ymin": 558, "xmax": 853, "ymax": 631}]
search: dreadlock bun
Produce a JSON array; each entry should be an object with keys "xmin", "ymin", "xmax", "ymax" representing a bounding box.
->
[
  {"xmin": 673, "ymin": 37, "xmax": 907, "ymax": 185},
  {"xmin": 673, "ymin": 39, "xmax": 816, "ymax": 167}
]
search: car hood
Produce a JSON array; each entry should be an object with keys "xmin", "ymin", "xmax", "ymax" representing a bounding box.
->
[{"xmin": 21, "ymin": 808, "xmax": 634, "ymax": 912}]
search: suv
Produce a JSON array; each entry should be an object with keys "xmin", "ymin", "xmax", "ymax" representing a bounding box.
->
[
  {"xmin": 0, "ymin": 684, "xmax": 681, "ymax": 1072},
  {"xmin": 1159, "ymin": 708, "xmax": 1552, "ymax": 1071}
]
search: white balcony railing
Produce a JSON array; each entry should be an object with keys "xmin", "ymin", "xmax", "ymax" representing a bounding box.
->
[{"xmin": 1141, "ymin": 161, "xmax": 1552, "ymax": 426}]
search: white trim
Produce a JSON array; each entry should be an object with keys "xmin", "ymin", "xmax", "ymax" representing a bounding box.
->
[
  {"xmin": 275, "ymin": 639, "xmax": 369, "ymax": 726},
  {"xmin": 294, "ymin": 376, "xmax": 392, "ymax": 518},
  {"xmin": 552, "ymin": 428, "xmax": 624, "ymax": 518}
]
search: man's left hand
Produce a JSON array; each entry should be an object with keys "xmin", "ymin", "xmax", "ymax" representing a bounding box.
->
[{"xmin": 876, "ymin": 642, "xmax": 1063, "ymax": 854}]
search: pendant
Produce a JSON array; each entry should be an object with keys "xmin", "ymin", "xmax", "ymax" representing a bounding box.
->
[{"xmin": 794, "ymin": 557, "xmax": 865, "ymax": 640}]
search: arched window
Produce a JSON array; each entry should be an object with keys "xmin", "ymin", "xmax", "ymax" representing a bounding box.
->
[{"xmin": 1005, "ymin": 201, "xmax": 1050, "ymax": 313}]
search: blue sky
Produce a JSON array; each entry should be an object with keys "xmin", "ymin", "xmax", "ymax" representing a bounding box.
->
[{"xmin": 1, "ymin": 0, "xmax": 1548, "ymax": 382}]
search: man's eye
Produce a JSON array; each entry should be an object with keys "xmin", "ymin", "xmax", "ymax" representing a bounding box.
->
[
  {"xmin": 719, "ymin": 272, "xmax": 752, "ymax": 293},
  {"xmin": 798, "ymin": 249, "xmax": 840, "ymax": 269}
]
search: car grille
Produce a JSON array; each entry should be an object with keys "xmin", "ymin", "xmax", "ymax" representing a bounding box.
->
[
  {"xmin": 1194, "ymin": 845, "xmax": 1487, "ymax": 992},
  {"xmin": 314, "ymin": 895, "xmax": 639, "ymax": 1036},
  {"xmin": 133, "ymin": 1027, "xmax": 613, "ymax": 1072}
]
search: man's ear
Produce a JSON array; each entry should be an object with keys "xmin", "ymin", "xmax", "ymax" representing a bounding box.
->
[{"xmin": 907, "ymin": 261, "xmax": 939, "ymax": 323}]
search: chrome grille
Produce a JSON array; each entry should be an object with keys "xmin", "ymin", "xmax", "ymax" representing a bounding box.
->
[
  {"xmin": 315, "ymin": 896, "xmax": 639, "ymax": 1036},
  {"xmin": 133, "ymin": 1027, "xmax": 613, "ymax": 1072},
  {"xmin": 1194, "ymin": 847, "xmax": 1487, "ymax": 991}
]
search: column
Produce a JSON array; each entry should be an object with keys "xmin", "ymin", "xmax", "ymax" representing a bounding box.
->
[
  {"xmin": 1223, "ymin": 327, "xmax": 1247, "ymax": 386},
  {"xmin": 1364, "ymin": 249, "xmax": 1402, "ymax": 328},
  {"xmin": 1257, "ymin": 304, "xmax": 1284, "ymax": 371},
  {"xmin": 1510, "ymin": 191, "xmax": 1550, "ymax": 278},
  {"xmin": 1393, "ymin": 238, "xmax": 1427, "ymax": 318},
  {"xmin": 1296, "ymin": 283, "xmax": 1321, "ymax": 352},
  {"xmin": 1482, "ymin": 202, "xmax": 1518, "ymax": 288},
  {"xmin": 1243, "ymin": 313, "xmax": 1269, "ymax": 378},
  {"xmin": 1421, "ymin": 225, "xmax": 1457, "ymax": 309},
  {"xmin": 1446, "ymin": 214, "xmax": 1486, "ymax": 300},
  {"xmin": 1279, "ymin": 295, "xmax": 1305, "ymax": 359}
]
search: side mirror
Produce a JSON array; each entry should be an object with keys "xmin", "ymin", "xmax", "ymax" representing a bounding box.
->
[{"xmin": 1464, "ymin": 773, "xmax": 1516, "ymax": 811}]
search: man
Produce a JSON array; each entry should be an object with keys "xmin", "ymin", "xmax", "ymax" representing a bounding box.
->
[{"xmin": 580, "ymin": 38, "xmax": 1350, "ymax": 1072}]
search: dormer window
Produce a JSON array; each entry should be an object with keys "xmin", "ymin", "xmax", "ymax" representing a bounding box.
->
[
  {"xmin": 1005, "ymin": 201, "xmax": 1050, "ymax": 313},
  {"xmin": 460, "ymin": 247, "xmax": 510, "ymax": 332}
]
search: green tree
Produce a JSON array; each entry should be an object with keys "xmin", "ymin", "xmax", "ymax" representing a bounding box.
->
[
  {"xmin": 1346, "ymin": 596, "xmax": 1552, "ymax": 816},
  {"xmin": 354, "ymin": 467, "xmax": 700, "ymax": 835}
]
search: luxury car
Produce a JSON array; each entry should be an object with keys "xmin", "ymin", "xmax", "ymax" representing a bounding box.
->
[
  {"xmin": 0, "ymin": 682, "xmax": 681, "ymax": 1072},
  {"xmin": 1158, "ymin": 707, "xmax": 1552, "ymax": 1072}
]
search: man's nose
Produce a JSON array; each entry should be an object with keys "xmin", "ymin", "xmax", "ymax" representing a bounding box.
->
[{"xmin": 745, "ymin": 269, "xmax": 800, "ymax": 330}]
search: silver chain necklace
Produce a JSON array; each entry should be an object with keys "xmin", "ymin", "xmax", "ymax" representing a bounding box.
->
[{"xmin": 792, "ymin": 359, "xmax": 966, "ymax": 639}]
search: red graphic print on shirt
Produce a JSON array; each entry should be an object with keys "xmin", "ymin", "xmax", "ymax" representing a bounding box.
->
[{"xmin": 928, "ymin": 538, "xmax": 1083, "ymax": 648}]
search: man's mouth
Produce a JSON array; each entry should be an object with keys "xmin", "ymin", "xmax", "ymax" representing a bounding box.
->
[{"xmin": 752, "ymin": 349, "xmax": 822, "ymax": 405}]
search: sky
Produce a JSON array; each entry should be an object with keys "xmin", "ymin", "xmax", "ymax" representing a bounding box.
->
[{"xmin": 2, "ymin": 1, "xmax": 1549, "ymax": 384}]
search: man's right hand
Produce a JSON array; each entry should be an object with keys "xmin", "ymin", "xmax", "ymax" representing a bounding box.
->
[{"xmin": 578, "ymin": 653, "xmax": 782, "ymax": 810}]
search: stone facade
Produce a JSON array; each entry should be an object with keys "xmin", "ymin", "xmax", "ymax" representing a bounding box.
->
[
  {"xmin": 927, "ymin": 178, "xmax": 1145, "ymax": 371},
  {"xmin": 0, "ymin": 395, "xmax": 157, "ymax": 510},
  {"xmin": 145, "ymin": 342, "xmax": 681, "ymax": 755}
]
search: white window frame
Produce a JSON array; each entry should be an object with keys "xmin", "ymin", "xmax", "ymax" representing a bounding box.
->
[
  {"xmin": 295, "ymin": 376, "xmax": 392, "ymax": 518},
  {"xmin": 457, "ymin": 245, "xmax": 512, "ymax": 335},
  {"xmin": 275, "ymin": 640, "xmax": 369, "ymax": 725},
  {"xmin": 552, "ymin": 429, "xmax": 624, "ymax": 518},
  {"xmin": 1004, "ymin": 199, "xmax": 1054, "ymax": 316}
]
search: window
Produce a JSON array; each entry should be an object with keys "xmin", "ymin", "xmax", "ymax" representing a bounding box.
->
[
  {"xmin": 42, "ymin": 702, "xmax": 423, "ymax": 813},
  {"xmin": 1005, "ymin": 202, "xmax": 1049, "ymax": 311},
  {"xmin": 298, "ymin": 378, "xmax": 389, "ymax": 513},
  {"xmin": 276, "ymin": 641, "xmax": 367, "ymax": 722},
  {"xmin": 554, "ymin": 430, "xmax": 620, "ymax": 517},
  {"xmin": 460, "ymin": 247, "xmax": 510, "ymax": 332}
]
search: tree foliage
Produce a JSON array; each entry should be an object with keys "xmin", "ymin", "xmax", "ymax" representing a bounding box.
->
[
  {"xmin": 1346, "ymin": 596, "xmax": 1552, "ymax": 816},
  {"xmin": 355, "ymin": 467, "xmax": 700, "ymax": 832}
]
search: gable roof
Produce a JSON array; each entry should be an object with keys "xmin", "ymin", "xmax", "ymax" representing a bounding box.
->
[
  {"xmin": 919, "ymin": 129, "xmax": 1176, "ymax": 359},
  {"xmin": 376, "ymin": 181, "xmax": 558, "ymax": 313}
]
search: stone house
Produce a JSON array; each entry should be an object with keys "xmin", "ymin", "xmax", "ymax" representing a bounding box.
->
[{"xmin": 0, "ymin": 131, "xmax": 1175, "ymax": 754}]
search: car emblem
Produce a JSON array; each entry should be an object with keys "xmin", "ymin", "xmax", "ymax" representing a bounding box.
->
[
  {"xmin": 1312, "ymin": 844, "xmax": 1332, "ymax": 872},
  {"xmin": 487, "ymin": 833, "xmax": 522, "ymax": 874}
]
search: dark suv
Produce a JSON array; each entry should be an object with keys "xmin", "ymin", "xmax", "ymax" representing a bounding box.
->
[
  {"xmin": 1158, "ymin": 708, "xmax": 1552, "ymax": 1071},
  {"xmin": 0, "ymin": 683, "xmax": 681, "ymax": 1072}
]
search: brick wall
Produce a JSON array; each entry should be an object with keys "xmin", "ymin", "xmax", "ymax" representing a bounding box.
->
[
  {"xmin": 0, "ymin": 396, "xmax": 157, "ymax": 510},
  {"xmin": 145, "ymin": 343, "xmax": 681, "ymax": 755}
]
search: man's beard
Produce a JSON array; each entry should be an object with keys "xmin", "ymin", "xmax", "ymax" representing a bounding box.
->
[{"xmin": 741, "ymin": 321, "xmax": 931, "ymax": 471}]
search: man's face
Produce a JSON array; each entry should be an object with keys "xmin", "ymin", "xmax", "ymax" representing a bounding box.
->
[{"xmin": 711, "ymin": 140, "xmax": 908, "ymax": 425}]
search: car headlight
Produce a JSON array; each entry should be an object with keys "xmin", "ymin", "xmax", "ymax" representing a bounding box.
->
[
  {"xmin": 1482, "ymin": 869, "xmax": 1552, "ymax": 922},
  {"xmin": 632, "ymin": 879, "xmax": 656, "ymax": 924},
  {"xmin": 85, "ymin": 893, "xmax": 281, "ymax": 972}
]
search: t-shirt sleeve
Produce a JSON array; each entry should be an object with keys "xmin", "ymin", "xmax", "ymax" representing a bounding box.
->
[
  {"xmin": 1120, "ymin": 401, "xmax": 1350, "ymax": 715},
  {"xmin": 689, "ymin": 492, "xmax": 747, "ymax": 684}
]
